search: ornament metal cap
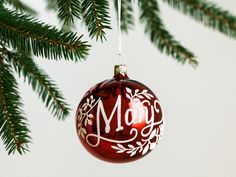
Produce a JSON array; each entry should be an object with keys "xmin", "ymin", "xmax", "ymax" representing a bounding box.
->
[{"xmin": 114, "ymin": 64, "xmax": 127, "ymax": 75}]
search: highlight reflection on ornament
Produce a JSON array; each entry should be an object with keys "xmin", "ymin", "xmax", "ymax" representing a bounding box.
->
[{"xmin": 76, "ymin": 65, "xmax": 164, "ymax": 163}]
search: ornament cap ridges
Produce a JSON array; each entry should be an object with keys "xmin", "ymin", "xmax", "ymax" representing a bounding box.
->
[{"xmin": 114, "ymin": 64, "xmax": 127, "ymax": 75}]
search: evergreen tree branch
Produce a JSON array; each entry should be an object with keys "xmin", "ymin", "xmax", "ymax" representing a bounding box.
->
[
  {"xmin": 162, "ymin": 0, "xmax": 236, "ymax": 39},
  {"xmin": 81, "ymin": 0, "xmax": 111, "ymax": 41},
  {"xmin": 45, "ymin": 0, "xmax": 76, "ymax": 31},
  {"xmin": 56, "ymin": 0, "xmax": 81, "ymax": 26},
  {"xmin": 4, "ymin": 0, "xmax": 37, "ymax": 14},
  {"xmin": 114, "ymin": 0, "xmax": 134, "ymax": 33},
  {"xmin": 46, "ymin": 0, "xmax": 58, "ymax": 11},
  {"xmin": 0, "ymin": 7, "xmax": 90, "ymax": 61},
  {"xmin": 138, "ymin": 0, "xmax": 198, "ymax": 66},
  {"xmin": 0, "ymin": 57, "xmax": 30, "ymax": 155},
  {"xmin": 3, "ymin": 48, "xmax": 70, "ymax": 120}
]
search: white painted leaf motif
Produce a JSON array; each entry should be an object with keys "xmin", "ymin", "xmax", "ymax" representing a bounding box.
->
[
  {"xmin": 143, "ymin": 90, "xmax": 148, "ymax": 93},
  {"xmin": 82, "ymin": 128, "xmax": 87, "ymax": 134},
  {"xmin": 142, "ymin": 144, "xmax": 149, "ymax": 155},
  {"xmin": 117, "ymin": 144, "xmax": 125, "ymax": 149},
  {"xmin": 136, "ymin": 95, "xmax": 144, "ymax": 99},
  {"xmin": 126, "ymin": 93, "xmax": 131, "ymax": 99},
  {"xmin": 148, "ymin": 93, "xmax": 154, "ymax": 98},
  {"xmin": 81, "ymin": 133, "xmax": 85, "ymax": 139},
  {"xmin": 149, "ymin": 129, "xmax": 157, "ymax": 140},
  {"xmin": 130, "ymin": 150, "xmax": 137, "ymax": 157},
  {"xmin": 135, "ymin": 89, "xmax": 139, "ymax": 94},
  {"xmin": 144, "ymin": 94, "xmax": 151, "ymax": 100},
  {"xmin": 126, "ymin": 150, "xmax": 133, "ymax": 154},
  {"xmin": 136, "ymin": 141, "xmax": 142, "ymax": 146},
  {"xmin": 117, "ymin": 149, "xmax": 125, "ymax": 153},
  {"xmin": 78, "ymin": 115, "xmax": 82, "ymax": 121},
  {"xmin": 88, "ymin": 120, "xmax": 93, "ymax": 125},
  {"xmin": 126, "ymin": 87, "xmax": 132, "ymax": 94},
  {"xmin": 128, "ymin": 144, "xmax": 135, "ymax": 149},
  {"xmin": 111, "ymin": 146, "xmax": 120, "ymax": 150},
  {"xmin": 84, "ymin": 119, "xmax": 88, "ymax": 126},
  {"xmin": 83, "ymin": 105, "xmax": 87, "ymax": 111},
  {"xmin": 139, "ymin": 146, "xmax": 143, "ymax": 153},
  {"xmin": 150, "ymin": 142, "xmax": 157, "ymax": 150}
]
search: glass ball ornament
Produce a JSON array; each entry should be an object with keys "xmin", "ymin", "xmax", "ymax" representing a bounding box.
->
[{"xmin": 76, "ymin": 65, "xmax": 164, "ymax": 163}]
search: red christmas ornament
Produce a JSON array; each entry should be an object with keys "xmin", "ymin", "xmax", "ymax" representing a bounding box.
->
[{"xmin": 76, "ymin": 65, "xmax": 164, "ymax": 163}]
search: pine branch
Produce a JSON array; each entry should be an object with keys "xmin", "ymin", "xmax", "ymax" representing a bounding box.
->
[
  {"xmin": 0, "ymin": 57, "xmax": 30, "ymax": 155},
  {"xmin": 45, "ymin": 0, "xmax": 76, "ymax": 31},
  {"xmin": 0, "ymin": 7, "xmax": 90, "ymax": 61},
  {"xmin": 81, "ymin": 0, "xmax": 111, "ymax": 41},
  {"xmin": 4, "ymin": 0, "xmax": 37, "ymax": 14},
  {"xmin": 138, "ymin": 0, "xmax": 198, "ymax": 66},
  {"xmin": 46, "ymin": 0, "xmax": 58, "ymax": 11},
  {"xmin": 114, "ymin": 0, "xmax": 134, "ymax": 33},
  {"xmin": 56, "ymin": 0, "xmax": 81, "ymax": 26},
  {"xmin": 3, "ymin": 49, "xmax": 70, "ymax": 120},
  {"xmin": 162, "ymin": 0, "xmax": 236, "ymax": 39}
]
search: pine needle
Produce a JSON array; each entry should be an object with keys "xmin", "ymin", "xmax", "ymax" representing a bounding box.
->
[
  {"xmin": 0, "ymin": 58, "xmax": 30, "ymax": 155},
  {"xmin": 139, "ymin": 0, "xmax": 198, "ymax": 66},
  {"xmin": 0, "ymin": 7, "xmax": 90, "ymax": 61}
]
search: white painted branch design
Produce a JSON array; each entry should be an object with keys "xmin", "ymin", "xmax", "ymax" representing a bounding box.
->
[
  {"xmin": 125, "ymin": 87, "xmax": 154, "ymax": 101},
  {"xmin": 77, "ymin": 95, "xmax": 99, "ymax": 139},
  {"xmin": 111, "ymin": 128, "xmax": 161, "ymax": 157}
]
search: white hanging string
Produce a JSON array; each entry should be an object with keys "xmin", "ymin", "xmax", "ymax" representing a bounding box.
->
[
  {"xmin": 115, "ymin": 0, "xmax": 127, "ymax": 66},
  {"xmin": 118, "ymin": 0, "xmax": 122, "ymax": 56}
]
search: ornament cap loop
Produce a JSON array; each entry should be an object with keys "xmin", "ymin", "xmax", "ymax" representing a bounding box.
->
[
  {"xmin": 114, "ymin": 65, "xmax": 128, "ymax": 80},
  {"xmin": 114, "ymin": 64, "xmax": 127, "ymax": 75}
]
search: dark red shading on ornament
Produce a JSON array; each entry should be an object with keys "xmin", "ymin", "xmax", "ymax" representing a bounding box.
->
[{"xmin": 76, "ymin": 65, "xmax": 164, "ymax": 163}]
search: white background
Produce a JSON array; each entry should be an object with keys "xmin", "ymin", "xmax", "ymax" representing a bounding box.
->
[{"xmin": 1, "ymin": 0, "xmax": 236, "ymax": 177}]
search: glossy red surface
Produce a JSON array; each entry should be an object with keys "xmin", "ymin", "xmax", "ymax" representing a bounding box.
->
[{"xmin": 76, "ymin": 72, "xmax": 164, "ymax": 163}]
